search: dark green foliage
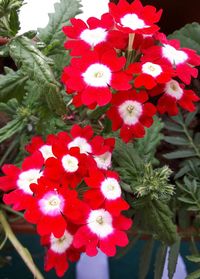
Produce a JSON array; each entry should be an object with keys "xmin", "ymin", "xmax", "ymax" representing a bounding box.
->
[
  {"xmin": 169, "ymin": 22, "xmax": 200, "ymax": 54},
  {"xmin": 168, "ymin": 237, "xmax": 181, "ymax": 279},
  {"xmin": 138, "ymin": 238, "xmax": 154, "ymax": 279},
  {"xmin": 154, "ymin": 243, "xmax": 167, "ymax": 279}
]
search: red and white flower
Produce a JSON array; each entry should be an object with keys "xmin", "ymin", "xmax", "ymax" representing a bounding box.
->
[
  {"xmin": 24, "ymin": 177, "xmax": 86, "ymax": 237},
  {"xmin": 73, "ymin": 207, "xmax": 132, "ymax": 257},
  {"xmin": 25, "ymin": 135, "xmax": 56, "ymax": 161},
  {"xmin": 84, "ymin": 169, "xmax": 129, "ymax": 215},
  {"xmin": 149, "ymin": 79, "xmax": 200, "ymax": 115},
  {"xmin": 107, "ymin": 90, "xmax": 156, "ymax": 142},
  {"xmin": 41, "ymin": 228, "xmax": 81, "ymax": 277},
  {"xmin": 63, "ymin": 48, "xmax": 132, "ymax": 107},
  {"xmin": 128, "ymin": 59, "xmax": 173, "ymax": 89},
  {"xmin": 63, "ymin": 13, "xmax": 114, "ymax": 56},
  {"xmin": 0, "ymin": 152, "xmax": 44, "ymax": 211},
  {"xmin": 109, "ymin": 0, "xmax": 162, "ymax": 35},
  {"xmin": 142, "ymin": 38, "xmax": 200, "ymax": 84}
]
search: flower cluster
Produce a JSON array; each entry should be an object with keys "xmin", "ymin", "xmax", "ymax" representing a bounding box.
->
[
  {"xmin": 0, "ymin": 124, "xmax": 132, "ymax": 277},
  {"xmin": 62, "ymin": 0, "xmax": 200, "ymax": 142}
]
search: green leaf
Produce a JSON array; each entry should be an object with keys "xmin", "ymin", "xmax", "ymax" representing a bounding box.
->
[
  {"xmin": 135, "ymin": 117, "xmax": 164, "ymax": 164},
  {"xmin": 139, "ymin": 238, "xmax": 154, "ymax": 279},
  {"xmin": 186, "ymin": 269, "xmax": 200, "ymax": 279},
  {"xmin": 164, "ymin": 150, "xmax": 196, "ymax": 159},
  {"xmin": 38, "ymin": 0, "xmax": 81, "ymax": 48},
  {"xmin": 169, "ymin": 22, "xmax": 200, "ymax": 54},
  {"xmin": 0, "ymin": 118, "xmax": 25, "ymax": 143},
  {"xmin": 9, "ymin": 36, "xmax": 66, "ymax": 114},
  {"xmin": 168, "ymin": 237, "xmax": 181, "ymax": 279},
  {"xmin": 154, "ymin": 243, "xmax": 167, "ymax": 279},
  {"xmin": 164, "ymin": 136, "xmax": 189, "ymax": 146},
  {"xmin": 187, "ymin": 255, "xmax": 200, "ymax": 263},
  {"xmin": 0, "ymin": 69, "xmax": 28, "ymax": 102}
]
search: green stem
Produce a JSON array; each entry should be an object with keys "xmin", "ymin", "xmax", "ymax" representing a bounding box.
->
[
  {"xmin": 0, "ymin": 211, "xmax": 44, "ymax": 279},
  {"xmin": 0, "ymin": 204, "xmax": 24, "ymax": 219},
  {"xmin": 181, "ymin": 124, "xmax": 200, "ymax": 158}
]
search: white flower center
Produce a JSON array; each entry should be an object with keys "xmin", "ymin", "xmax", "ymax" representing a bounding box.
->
[
  {"xmin": 162, "ymin": 44, "xmax": 188, "ymax": 65},
  {"xmin": 142, "ymin": 62, "xmax": 162, "ymax": 77},
  {"xmin": 80, "ymin": 27, "xmax": 108, "ymax": 47},
  {"xmin": 39, "ymin": 191, "xmax": 64, "ymax": 216},
  {"xmin": 17, "ymin": 169, "xmax": 42, "ymax": 194},
  {"xmin": 82, "ymin": 63, "xmax": 112, "ymax": 87},
  {"xmin": 120, "ymin": 13, "xmax": 149, "ymax": 30},
  {"xmin": 87, "ymin": 209, "xmax": 113, "ymax": 238},
  {"xmin": 68, "ymin": 137, "xmax": 92, "ymax": 154},
  {"xmin": 164, "ymin": 80, "xmax": 183, "ymax": 100},
  {"xmin": 39, "ymin": 145, "xmax": 55, "ymax": 160},
  {"xmin": 94, "ymin": 152, "xmax": 112, "ymax": 170},
  {"xmin": 61, "ymin": 154, "xmax": 79, "ymax": 173},
  {"xmin": 101, "ymin": 178, "xmax": 121, "ymax": 200},
  {"xmin": 50, "ymin": 230, "xmax": 73, "ymax": 254},
  {"xmin": 118, "ymin": 100, "xmax": 143, "ymax": 125}
]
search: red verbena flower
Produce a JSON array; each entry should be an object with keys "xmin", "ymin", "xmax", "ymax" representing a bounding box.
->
[
  {"xmin": 107, "ymin": 90, "xmax": 156, "ymax": 142},
  {"xmin": 73, "ymin": 207, "xmax": 132, "ymax": 257},
  {"xmin": 109, "ymin": 0, "xmax": 162, "ymax": 35},
  {"xmin": 41, "ymin": 227, "xmax": 81, "ymax": 277},
  {"xmin": 0, "ymin": 152, "xmax": 44, "ymax": 211},
  {"xmin": 149, "ymin": 79, "xmax": 200, "ymax": 115},
  {"xmin": 24, "ymin": 177, "xmax": 86, "ymax": 238},
  {"xmin": 84, "ymin": 169, "xmax": 129, "ymax": 215},
  {"xmin": 128, "ymin": 59, "xmax": 173, "ymax": 89},
  {"xmin": 63, "ymin": 13, "xmax": 114, "ymax": 56},
  {"xmin": 62, "ymin": 48, "xmax": 132, "ymax": 107},
  {"xmin": 142, "ymin": 37, "xmax": 200, "ymax": 84}
]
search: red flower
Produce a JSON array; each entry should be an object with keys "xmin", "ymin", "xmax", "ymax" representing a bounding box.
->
[
  {"xmin": 63, "ymin": 13, "xmax": 114, "ymax": 56},
  {"xmin": 41, "ymin": 227, "xmax": 81, "ymax": 277},
  {"xmin": 149, "ymin": 79, "xmax": 200, "ymax": 115},
  {"xmin": 84, "ymin": 169, "xmax": 129, "ymax": 215},
  {"xmin": 24, "ymin": 177, "xmax": 86, "ymax": 237},
  {"xmin": 107, "ymin": 90, "xmax": 156, "ymax": 142},
  {"xmin": 44, "ymin": 146, "xmax": 93, "ymax": 188},
  {"xmin": 63, "ymin": 48, "xmax": 132, "ymax": 107},
  {"xmin": 0, "ymin": 152, "xmax": 44, "ymax": 211},
  {"xmin": 128, "ymin": 59, "xmax": 173, "ymax": 89},
  {"xmin": 73, "ymin": 207, "xmax": 132, "ymax": 257},
  {"xmin": 109, "ymin": 0, "xmax": 162, "ymax": 35},
  {"xmin": 142, "ymin": 38, "xmax": 200, "ymax": 84},
  {"xmin": 25, "ymin": 135, "xmax": 56, "ymax": 161}
]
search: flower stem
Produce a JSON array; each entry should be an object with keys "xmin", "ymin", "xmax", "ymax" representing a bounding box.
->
[
  {"xmin": 128, "ymin": 33, "xmax": 135, "ymax": 52},
  {"xmin": 0, "ymin": 210, "xmax": 44, "ymax": 279}
]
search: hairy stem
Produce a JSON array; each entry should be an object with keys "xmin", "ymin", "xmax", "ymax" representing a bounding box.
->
[{"xmin": 0, "ymin": 210, "xmax": 44, "ymax": 279}]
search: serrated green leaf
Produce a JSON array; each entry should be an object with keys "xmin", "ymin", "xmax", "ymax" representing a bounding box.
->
[
  {"xmin": 154, "ymin": 244, "xmax": 167, "ymax": 279},
  {"xmin": 185, "ymin": 111, "xmax": 198, "ymax": 126},
  {"xmin": 0, "ymin": 69, "xmax": 28, "ymax": 102},
  {"xmin": 169, "ymin": 22, "xmax": 200, "ymax": 54},
  {"xmin": 164, "ymin": 121, "xmax": 184, "ymax": 132},
  {"xmin": 178, "ymin": 197, "xmax": 196, "ymax": 205},
  {"xmin": 164, "ymin": 150, "xmax": 196, "ymax": 159},
  {"xmin": 38, "ymin": 0, "xmax": 81, "ymax": 48},
  {"xmin": 139, "ymin": 238, "xmax": 154, "ymax": 279},
  {"xmin": 164, "ymin": 136, "xmax": 189, "ymax": 146},
  {"xmin": 168, "ymin": 237, "xmax": 181, "ymax": 279},
  {"xmin": 8, "ymin": 36, "xmax": 66, "ymax": 114}
]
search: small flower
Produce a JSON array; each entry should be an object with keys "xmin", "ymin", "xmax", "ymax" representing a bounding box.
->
[
  {"xmin": 149, "ymin": 79, "xmax": 200, "ymax": 115},
  {"xmin": 84, "ymin": 169, "xmax": 129, "ymax": 215},
  {"xmin": 109, "ymin": 0, "xmax": 162, "ymax": 35},
  {"xmin": 107, "ymin": 90, "xmax": 156, "ymax": 142},
  {"xmin": 0, "ymin": 152, "xmax": 44, "ymax": 211},
  {"xmin": 62, "ymin": 48, "xmax": 132, "ymax": 107},
  {"xmin": 128, "ymin": 59, "xmax": 173, "ymax": 89},
  {"xmin": 73, "ymin": 207, "xmax": 132, "ymax": 257}
]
